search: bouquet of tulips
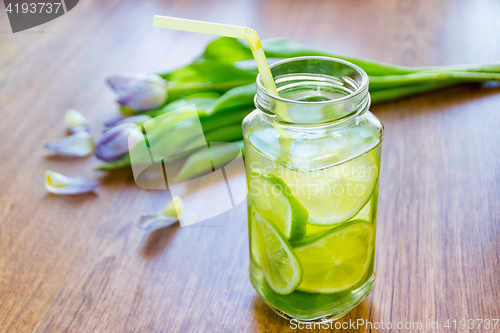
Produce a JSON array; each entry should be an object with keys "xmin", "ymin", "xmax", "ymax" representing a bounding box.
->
[{"xmin": 45, "ymin": 37, "xmax": 500, "ymax": 194}]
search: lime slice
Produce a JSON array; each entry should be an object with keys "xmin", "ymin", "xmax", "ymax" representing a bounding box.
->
[
  {"xmin": 251, "ymin": 266, "xmax": 353, "ymax": 317},
  {"xmin": 249, "ymin": 169, "xmax": 308, "ymax": 241},
  {"xmin": 277, "ymin": 151, "xmax": 379, "ymax": 226},
  {"xmin": 292, "ymin": 220, "xmax": 374, "ymax": 293},
  {"xmin": 249, "ymin": 205, "xmax": 263, "ymax": 268},
  {"xmin": 253, "ymin": 210, "xmax": 303, "ymax": 295},
  {"xmin": 304, "ymin": 196, "xmax": 373, "ymax": 237}
]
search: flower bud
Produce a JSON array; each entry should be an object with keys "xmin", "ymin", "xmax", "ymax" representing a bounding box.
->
[
  {"xmin": 107, "ymin": 74, "xmax": 167, "ymax": 111},
  {"xmin": 94, "ymin": 123, "xmax": 137, "ymax": 162}
]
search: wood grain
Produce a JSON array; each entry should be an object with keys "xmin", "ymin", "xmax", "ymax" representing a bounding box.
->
[{"xmin": 1, "ymin": 0, "xmax": 499, "ymax": 332}]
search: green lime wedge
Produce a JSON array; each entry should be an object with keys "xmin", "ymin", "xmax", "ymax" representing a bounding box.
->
[
  {"xmin": 249, "ymin": 169, "xmax": 308, "ymax": 241},
  {"xmin": 277, "ymin": 151, "xmax": 379, "ymax": 226},
  {"xmin": 253, "ymin": 210, "xmax": 303, "ymax": 295},
  {"xmin": 292, "ymin": 220, "xmax": 375, "ymax": 293}
]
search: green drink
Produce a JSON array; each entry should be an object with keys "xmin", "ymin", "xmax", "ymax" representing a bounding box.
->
[
  {"xmin": 152, "ymin": 18, "xmax": 383, "ymax": 321},
  {"xmin": 243, "ymin": 57, "xmax": 384, "ymax": 322}
]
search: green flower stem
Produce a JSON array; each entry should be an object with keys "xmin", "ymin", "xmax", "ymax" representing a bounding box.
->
[
  {"xmin": 369, "ymin": 71, "xmax": 500, "ymax": 90},
  {"xmin": 416, "ymin": 64, "xmax": 500, "ymax": 74},
  {"xmin": 370, "ymin": 81, "xmax": 458, "ymax": 104}
]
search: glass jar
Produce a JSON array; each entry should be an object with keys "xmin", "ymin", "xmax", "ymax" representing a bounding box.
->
[{"xmin": 242, "ymin": 56, "xmax": 383, "ymax": 322}]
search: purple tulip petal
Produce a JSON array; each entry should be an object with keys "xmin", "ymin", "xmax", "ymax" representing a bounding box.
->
[
  {"xmin": 45, "ymin": 132, "xmax": 95, "ymax": 157},
  {"xmin": 65, "ymin": 109, "xmax": 90, "ymax": 134},
  {"xmin": 44, "ymin": 170, "xmax": 99, "ymax": 195},
  {"xmin": 105, "ymin": 115, "xmax": 152, "ymax": 128},
  {"xmin": 104, "ymin": 115, "xmax": 125, "ymax": 128},
  {"xmin": 137, "ymin": 213, "xmax": 178, "ymax": 231},
  {"xmin": 137, "ymin": 196, "xmax": 182, "ymax": 231},
  {"xmin": 107, "ymin": 74, "xmax": 164, "ymax": 91},
  {"xmin": 68, "ymin": 123, "xmax": 91, "ymax": 134}
]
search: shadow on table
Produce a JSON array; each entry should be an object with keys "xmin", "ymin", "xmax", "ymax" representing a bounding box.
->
[
  {"xmin": 140, "ymin": 223, "xmax": 180, "ymax": 258},
  {"xmin": 96, "ymin": 167, "xmax": 135, "ymax": 187},
  {"xmin": 250, "ymin": 295, "xmax": 377, "ymax": 332}
]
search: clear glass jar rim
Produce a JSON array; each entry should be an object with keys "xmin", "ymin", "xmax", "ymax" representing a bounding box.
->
[
  {"xmin": 256, "ymin": 56, "xmax": 369, "ymax": 105},
  {"xmin": 255, "ymin": 56, "xmax": 371, "ymax": 125}
]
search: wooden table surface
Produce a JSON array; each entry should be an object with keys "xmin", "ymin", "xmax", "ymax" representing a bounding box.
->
[{"xmin": 1, "ymin": 0, "xmax": 500, "ymax": 332}]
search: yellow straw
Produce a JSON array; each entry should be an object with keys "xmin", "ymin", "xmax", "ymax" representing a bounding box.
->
[{"xmin": 153, "ymin": 15, "xmax": 279, "ymax": 96}]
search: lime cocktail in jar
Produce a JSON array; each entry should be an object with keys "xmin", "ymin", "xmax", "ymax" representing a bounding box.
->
[{"xmin": 243, "ymin": 57, "xmax": 383, "ymax": 322}]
